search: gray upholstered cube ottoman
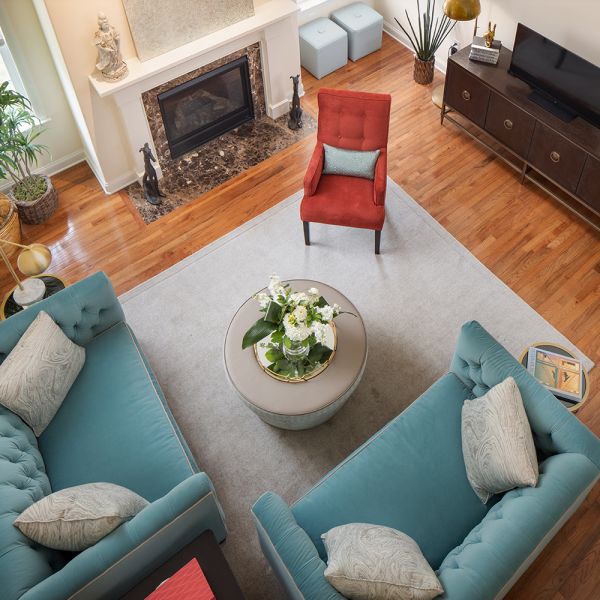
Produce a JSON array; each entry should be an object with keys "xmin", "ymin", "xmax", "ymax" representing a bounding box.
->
[
  {"xmin": 299, "ymin": 18, "xmax": 348, "ymax": 79},
  {"xmin": 331, "ymin": 2, "xmax": 383, "ymax": 61}
]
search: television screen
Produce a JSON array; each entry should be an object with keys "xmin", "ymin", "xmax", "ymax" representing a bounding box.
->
[{"xmin": 509, "ymin": 23, "xmax": 600, "ymax": 127}]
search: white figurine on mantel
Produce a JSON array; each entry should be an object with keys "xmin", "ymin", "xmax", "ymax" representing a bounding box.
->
[{"xmin": 94, "ymin": 12, "xmax": 128, "ymax": 82}]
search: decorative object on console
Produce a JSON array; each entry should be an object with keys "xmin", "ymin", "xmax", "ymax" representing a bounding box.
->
[
  {"xmin": 140, "ymin": 143, "xmax": 165, "ymax": 205},
  {"xmin": 0, "ymin": 83, "xmax": 58, "ymax": 224},
  {"xmin": 482, "ymin": 21, "xmax": 497, "ymax": 47},
  {"xmin": 0, "ymin": 310, "xmax": 85, "ymax": 436},
  {"xmin": 395, "ymin": 0, "xmax": 456, "ymax": 85},
  {"xmin": 93, "ymin": 13, "xmax": 128, "ymax": 82},
  {"xmin": 461, "ymin": 376, "xmax": 539, "ymax": 504},
  {"xmin": 322, "ymin": 523, "xmax": 444, "ymax": 600},
  {"xmin": 241, "ymin": 275, "xmax": 342, "ymax": 382},
  {"xmin": 301, "ymin": 88, "xmax": 391, "ymax": 254},
  {"xmin": 0, "ymin": 236, "xmax": 52, "ymax": 308},
  {"xmin": 431, "ymin": 0, "xmax": 481, "ymax": 106},
  {"xmin": 122, "ymin": 0, "xmax": 255, "ymax": 62},
  {"xmin": 469, "ymin": 36, "xmax": 501, "ymax": 65},
  {"xmin": 287, "ymin": 75, "xmax": 303, "ymax": 130},
  {"xmin": 15, "ymin": 482, "xmax": 148, "ymax": 552}
]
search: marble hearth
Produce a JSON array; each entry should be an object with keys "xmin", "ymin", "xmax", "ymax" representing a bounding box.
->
[{"xmin": 89, "ymin": 0, "xmax": 302, "ymax": 185}]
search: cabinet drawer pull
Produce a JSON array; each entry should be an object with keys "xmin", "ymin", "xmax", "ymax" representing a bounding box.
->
[
  {"xmin": 550, "ymin": 151, "xmax": 560, "ymax": 163},
  {"xmin": 462, "ymin": 90, "xmax": 471, "ymax": 101},
  {"xmin": 503, "ymin": 119, "xmax": 513, "ymax": 130}
]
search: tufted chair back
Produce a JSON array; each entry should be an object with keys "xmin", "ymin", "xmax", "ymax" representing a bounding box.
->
[
  {"xmin": 0, "ymin": 272, "xmax": 124, "ymax": 365},
  {"xmin": 316, "ymin": 88, "xmax": 391, "ymax": 151}
]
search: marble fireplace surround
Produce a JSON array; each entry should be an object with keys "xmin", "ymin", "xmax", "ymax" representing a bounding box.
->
[
  {"xmin": 143, "ymin": 44, "xmax": 266, "ymax": 170},
  {"xmin": 89, "ymin": 0, "xmax": 301, "ymax": 182}
]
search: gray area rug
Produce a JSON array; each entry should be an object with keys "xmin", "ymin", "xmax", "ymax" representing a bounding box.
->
[{"xmin": 120, "ymin": 180, "xmax": 592, "ymax": 598}]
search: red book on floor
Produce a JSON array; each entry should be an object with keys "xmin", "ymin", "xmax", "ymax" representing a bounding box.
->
[{"xmin": 146, "ymin": 558, "xmax": 216, "ymax": 600}]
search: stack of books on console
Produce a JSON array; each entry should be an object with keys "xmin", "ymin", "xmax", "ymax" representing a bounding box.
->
[{"xmin": 469, "ymin": 36, "xmax": 502, "ymax": 64}]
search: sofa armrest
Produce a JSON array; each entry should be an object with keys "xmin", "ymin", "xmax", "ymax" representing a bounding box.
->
[
  {"xmin": 22, "ymin": 474, "xmax": 227, "ymax": 600},
  {"xmin": 303, "ymin": 142, "xmax": 324, "ymax": 197},
  {"xmin": 450, "ymin": 321, "xmax": 600, "ymax": 469},
  {"xmin": 252, "ymin": 492, "xmax": 344, "ymax": 600},
  {"xmin": 373, "ymin": 149, "xmax": 387, "ymax": 206},
  {"xmin": 437, "ymin": 453, "xmax": 599, "ymax": 599}
]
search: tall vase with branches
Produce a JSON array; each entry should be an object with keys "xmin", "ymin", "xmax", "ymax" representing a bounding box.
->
[
  {"xmin": 395, "ymin": 0, "xmax": 456, "ymax": 85},
  {"xmin": 0, "ymin": 82, "xmax": 58, "ymax": 224}
]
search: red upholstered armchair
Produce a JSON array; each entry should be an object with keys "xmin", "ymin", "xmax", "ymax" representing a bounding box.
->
[{"xmin": 301, "ymin": 88, "xmax": 392, "ymax": 254}]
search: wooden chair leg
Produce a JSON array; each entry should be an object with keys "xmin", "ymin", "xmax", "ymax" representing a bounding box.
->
[
  {"xmin": 303, "ymin": 221, "xmax": 311, "ymax": 246},
  {"xmin": 375, "ymin": 230, "xmax": 381, "ymax": 254}
]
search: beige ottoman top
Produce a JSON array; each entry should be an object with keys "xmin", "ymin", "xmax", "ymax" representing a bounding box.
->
[{"xmin": 224, "ymin": 280, "xmax": 367, "ymax": 417}]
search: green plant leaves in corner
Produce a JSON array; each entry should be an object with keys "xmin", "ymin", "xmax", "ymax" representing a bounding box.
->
[{"xmin": 241, "ymin": 318, "xmax": 278, "ymax": 349}]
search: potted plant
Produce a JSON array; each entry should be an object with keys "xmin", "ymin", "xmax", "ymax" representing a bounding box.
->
[
  {"xmin": 395, "ymin": 0, "xmax": 456, "ymax": 85},
  {"xmin": 0, "ymin": 82, "xmax": 57, "ymax": 224}
]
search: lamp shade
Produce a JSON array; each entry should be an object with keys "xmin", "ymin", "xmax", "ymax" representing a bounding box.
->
[
  {"xmin": 17, "ymin": 243, "xmax": 52, "ymax": 276},
  {"xmin": 443, "ymin": 0, "xmax": 481, "ymax": 21}
]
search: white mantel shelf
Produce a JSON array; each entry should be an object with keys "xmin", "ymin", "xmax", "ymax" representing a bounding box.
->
[{"xmin": 89, "ymin": 0, "xmax": 299, "ymax": 98}]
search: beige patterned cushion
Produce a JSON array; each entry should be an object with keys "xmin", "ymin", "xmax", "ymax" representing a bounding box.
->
[
  {"xmin": 14, "ymin": 483, "xmax": 149, "ymax": 551},
  {"xmin": 462, "ymin": 376, "xmax": 539, "ymax": 504},
  {"xmin": 322, "ymin": 523, "xmax": 444, "ymax": 600},
  {"xmin": 0, "ymin": 311, "xmax": 85, "ymax": 436}
]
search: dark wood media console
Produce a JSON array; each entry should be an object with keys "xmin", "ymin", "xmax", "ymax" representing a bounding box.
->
[{"xmin": 442, "ymin": 46, "xmax": 600, "ymax": 230}]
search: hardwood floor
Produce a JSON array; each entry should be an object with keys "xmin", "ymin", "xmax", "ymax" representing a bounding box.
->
[{"xmin": 2, "ymin": 33, "xmax": 599, "ymax": 598}]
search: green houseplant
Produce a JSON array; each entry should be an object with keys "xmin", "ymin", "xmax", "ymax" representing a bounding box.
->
[
  {"xmin": 396, "ymin": 0, "xmax": 456, "ymax": 85},
  {"xmin": 0, "ymin": 82, "xmax": 57, "ymax": 224}
]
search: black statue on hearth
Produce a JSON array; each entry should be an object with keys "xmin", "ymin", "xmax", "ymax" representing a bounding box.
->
[
  {"xmin": 288, "ymin": 74, "xmax": 303, "ymax": 130},
  {"xmin": 139, "ymin": 143, "xmax": 166, "ymax": 206}
]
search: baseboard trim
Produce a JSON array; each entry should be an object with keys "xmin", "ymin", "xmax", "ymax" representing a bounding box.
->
[
  {"xmin": 102, "ymin": 171, "xmax": 139, "ymax": 195},
  {"xmin": 0, "ymin": 149, "xmax": 85, "ymax": 193},
  {"xmin": 383, "ymin": 22, "xmax": 448, "ymax": 75}
]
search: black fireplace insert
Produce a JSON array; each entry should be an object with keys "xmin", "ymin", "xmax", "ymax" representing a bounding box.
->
[{"xmin": 158, "ymin": 56, "xmax": 254, "ymax": 159}]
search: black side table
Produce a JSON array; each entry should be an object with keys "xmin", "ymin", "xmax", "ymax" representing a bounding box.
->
[
  {"xmin": 0, "ymin": 274, "xmax": 66, "ymax": 320},
  {"xmin": 120, "ymin": 530, "xmax": 245, "ymax": 599}
]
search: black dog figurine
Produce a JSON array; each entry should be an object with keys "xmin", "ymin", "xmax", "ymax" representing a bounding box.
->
[
  {"xmin": 288, "ymin": 74, "xmax": 303, "ymax": 130},
  {"xmin": 139, "ymin": 142, "xmax": 165, "ymax": 205}
]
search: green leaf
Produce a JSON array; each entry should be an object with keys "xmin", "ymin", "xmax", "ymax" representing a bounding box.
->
[
  {"xmin": 265, "ymin": 348, "xmax": 284, "ymax": 363},
  {"xmin": 264, "ymin": 301, "xmax": 282, "ymax": 324},
  {"xmin": 242, "ymin": 318, "xmax": 278, "ymax": 349},
  {"xmin": 316, "ymin": 296, "xmax": 328, "ymax": 308},
  {"xmin": 271, "ymin": 330, "xmax": 284, "ymax": 344},
  {"xmin": 283, "ymin": 336, "xmax": 292, "ymax": 349},
  {"xmin": 275, "ymin": 359, "xmax": 290, "ymax": 371}
]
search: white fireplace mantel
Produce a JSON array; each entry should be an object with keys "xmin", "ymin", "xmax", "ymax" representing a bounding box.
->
[{"xmin": 89, "ymin": 0, "xmax": 301, "ymax": 181}]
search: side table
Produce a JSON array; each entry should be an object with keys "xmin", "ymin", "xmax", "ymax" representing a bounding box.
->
[
  {"xmin": 519, "ymin": 342, "xmax": 589, "ymax": 414},
  {"xmin": 120, "ymin": 530, "xmax": 244, "ymax": 599},
  {"xmin": 0, "ymin": 274, "xmax": 66, "ymax": 320}
]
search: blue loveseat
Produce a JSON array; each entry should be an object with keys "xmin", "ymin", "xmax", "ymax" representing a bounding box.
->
[
  {"xmin": 252, "ymin": 321, "xmax": 600, "ymax": 599},
  {"xmin": 0, "ymin": 272, "xmax": 226, "ymax": 600}
]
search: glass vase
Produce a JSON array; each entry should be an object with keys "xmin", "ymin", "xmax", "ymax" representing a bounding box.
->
[{"xmin": 283, "ymin": 339, "xmax": 310, "ymax": 362}]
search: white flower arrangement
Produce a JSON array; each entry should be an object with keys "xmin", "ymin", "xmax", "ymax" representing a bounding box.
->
[{"xmin": 242, "ymin": 275, "xmax": 345, "ymax": 379}]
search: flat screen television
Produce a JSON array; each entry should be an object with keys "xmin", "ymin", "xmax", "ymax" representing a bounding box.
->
[{"xmin": 508, "ymin": 23, "xmax": 600, "ymax": 127}]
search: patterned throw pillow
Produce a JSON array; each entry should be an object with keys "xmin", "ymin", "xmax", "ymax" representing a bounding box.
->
[
  {"xmin": 462, "ymin": 376, "xmax": 539, "ymax": 503},
  {"xmin": 14, "ymin": 483, "xmax": 149, "ymax": 551},
  {"xmin": 322, "ymin": 523, "xmax": 444, "ymax": 600},
  {"xmin": 322, "ymin": 144, "xmax": 381, "ymax": 180},
  {"xmin": 0, "ymin": 311, "xmax": 85, "ymax": 436}
]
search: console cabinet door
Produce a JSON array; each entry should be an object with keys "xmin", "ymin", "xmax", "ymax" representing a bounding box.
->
[
  {"xmin": 445, "ymin": 62, "xmax": 490, "ymax": 128},
  {"xmin": 577, "ymin": 155, "xmax": 600, "ymax": 213},
  {"xmin": 528, "ymin": 122, "xmax": 587, "ymax": 193},
  {"xmin": 485, "ymin": 93, "xmax": 535, "ymax": 158}
]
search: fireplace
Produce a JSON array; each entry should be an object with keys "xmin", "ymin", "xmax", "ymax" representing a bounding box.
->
[{"xmin": 158, "ymin": 56, "xmax": 255, "ymax": 159}]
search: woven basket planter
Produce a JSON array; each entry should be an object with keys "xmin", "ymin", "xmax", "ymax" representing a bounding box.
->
[
  {"xmin": 0, "ymin": 196, "xmax": 22, "ymax": 258},
  {"xmin": 413, "ymin": 56, "xmax": 435, "ymax": 85},
  {"xmin": 8, "ymin": 175, "xmax": 58, "ymax": 225}
]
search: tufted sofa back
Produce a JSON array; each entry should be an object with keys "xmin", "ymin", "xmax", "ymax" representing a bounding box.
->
[
  {"xmin": 0, "ymin": 272, "xmax": 124, "ymax": 365},
  {"xmin": 450, "ymin": 321, "xmax": 600, "ymax": 468},
  {"xmin": 316, "ymin": 87, "xmax": 391, "ymax": 151}
]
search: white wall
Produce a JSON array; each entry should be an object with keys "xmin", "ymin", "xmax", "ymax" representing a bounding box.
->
[
  {"xmin": 0, "ymin": 0, "xmax": 83, "ymax": 188},
  {"xmin": 377, "ymin": 0, "xmax": 600, "ymax": 73},
  {"xmin": 298, "ymin": 0, "xmax": 374, "ymax": 25}
]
